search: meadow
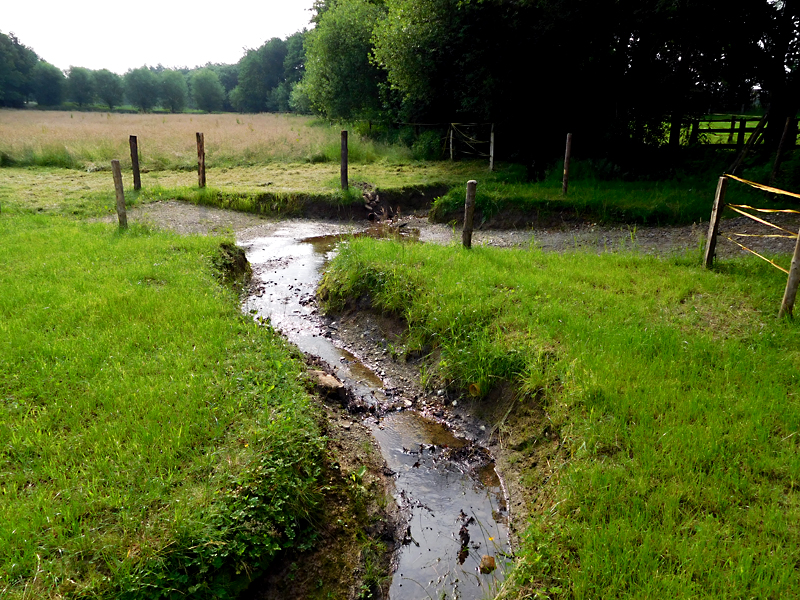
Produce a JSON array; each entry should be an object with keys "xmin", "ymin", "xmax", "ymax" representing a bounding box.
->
[
  {"xmin": 2, "ymin": 109, "xmax": 792, "ymax": 228},
  {"xmin": 0, "ymin": 218, "xmax": 329, "ymax": 598},
  {"xmin": 3, "ymin": 108, "xmax": 800, "ymax": 599},
  {"xmin": 0, "ymin": 110, "xmax": 412, "ymax": 171},
  {"xmin": 320, "ymin": 238, "xmax": 800, "ymax": 599}
]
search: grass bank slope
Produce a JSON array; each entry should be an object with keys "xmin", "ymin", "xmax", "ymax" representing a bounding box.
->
[
  {"xmin": 0, "ymin": 216, "xmax": 324, "ymax": 598},
  {"xmin": 320, "ymin": 238, "xmax": 800, "ymax": 599}
]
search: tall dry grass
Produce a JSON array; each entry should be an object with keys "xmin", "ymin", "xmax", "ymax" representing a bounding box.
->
[{"xmin": 0, "ymin": 110, "xmax": 341, "ymax": 170}]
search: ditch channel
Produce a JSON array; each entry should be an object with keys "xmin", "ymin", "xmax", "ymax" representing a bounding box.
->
[{"xmin": 239, "ymin": 220, "xmax": 512, "ymax": 600}]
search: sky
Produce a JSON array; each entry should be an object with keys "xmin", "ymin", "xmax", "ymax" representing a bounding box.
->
[{"xmin": 2, "ymin": 0, "xmax": 316, "ymax": 74}]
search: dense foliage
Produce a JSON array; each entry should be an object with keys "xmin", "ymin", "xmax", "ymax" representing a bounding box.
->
[
  {"xmin": 2, "ymin": 1, "xmax": 798, "ymax": 157},
  {"xmin": 0, "ymin": 31, "xmax": 38, "ymax": 107}
]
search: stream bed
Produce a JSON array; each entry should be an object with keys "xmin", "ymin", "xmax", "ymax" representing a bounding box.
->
[{"xmin": 240, "ymin": 221, "xmax": 510, "ymax": 600}]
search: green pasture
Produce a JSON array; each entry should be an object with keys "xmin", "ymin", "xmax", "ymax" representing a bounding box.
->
[
  {"xmin": 320, "ymin": 237, "xmax": 800, "ymax": 599},
  {"xmin": 0, "ymin": 216, "xmax": 324, "ymax": 599}
]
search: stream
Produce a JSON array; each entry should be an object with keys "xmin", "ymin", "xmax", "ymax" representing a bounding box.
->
[{"xmin": 240, "ymin": 221, "xmax": 510, "ymax": 600}]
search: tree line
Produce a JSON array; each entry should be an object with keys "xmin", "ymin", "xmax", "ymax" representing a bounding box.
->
[
  {"xmin": 300, "ymin": 0, "xmax": 799, "ymax": 160},
  {"xmin": 2, "ymin": 0, "xmax": 798, "ymax": 159},
  {"xmin": 0, "ymin": 30, "xmax": 308, "ymax": 114}
]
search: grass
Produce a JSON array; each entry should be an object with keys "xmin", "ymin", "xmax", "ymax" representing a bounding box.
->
[
  {"xmin": 319, "ymin": 237, "xmax": 800, "ymax": 599},
  {"xmin": 429, "ymin": 158, "xmax": 795, "ymax": 226},
  {"xmin": 0, "ymin": 215, "xmax": 326, "ymax": 598},
  {"xmin": 3, "ymin": 109, "xmax": 796, "ymax": 227},
  {"xmin": 0, "ymin": 161, "xmax": 477, "ymax": 219},
  {"xmin": 0, "ymin": 110, "xmax": 413, "ymax": 171}
]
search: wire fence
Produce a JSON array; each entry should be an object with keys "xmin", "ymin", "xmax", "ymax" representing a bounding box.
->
[{"xmin": 704, "ymin": 173, "xmax": 800, "ymax": 317}]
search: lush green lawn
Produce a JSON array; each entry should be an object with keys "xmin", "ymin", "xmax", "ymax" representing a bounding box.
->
[
  {"xmin": 320, "ymin": 238, "xmax": 800, "ymax": 599},
  {"xmin": 0, "ymin": 215, "xmax": 324, "ymax": 599}
]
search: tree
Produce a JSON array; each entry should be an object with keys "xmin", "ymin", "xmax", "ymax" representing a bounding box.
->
[
  {"xmin": 373, "ymin": 0, "xmax": 516, "ymax": 122},
  {"xmin": 160, "ymin": 69, "xmax": 188, "ymax": 112},
  {"xmin": 93, "ymin": 69, "xmax": 123, "ymax": 110},
  {"xmin": 191, "ymin": 68, "xmax": 225, "ymax": 112},
  {"xmin": 753, "ymin": 0, "xmax": 800, "ymax": 149},
  {"xmin": 124, "ymin": 66, "xmax": 159, "ymax": 111},
  {"xmin": 66, "ymin": 66, "xmax": 94, "ymax": 107},
  {"xmin": 0, "ymin": 31, "xmax": 38, "ymax": 107},
  {"xmin": 202, "ymin": 63, "xmax": 238, "ymax": 110},
  {"xmin": 284, "ymin": 30, "xmax": 307, "ymax": 85},
  {"xmin": 303, "ymin": 0, "xmax": 386, "ymax": 119},
  {"xmin": 231, "ymin": 38, "xmax": 288, "ymax": 112},
  {"xmin": 31, "ymin": 61, "xmax": 64, "ymax": 106}
]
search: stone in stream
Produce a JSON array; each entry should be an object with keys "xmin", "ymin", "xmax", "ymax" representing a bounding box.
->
[
  {"xmin": 307, "ymin": 369, "xmax": 345, "ymax": 401},
  {"xmin": 479, "ymin": 555, "xmax": 497, "ymax": 574}
]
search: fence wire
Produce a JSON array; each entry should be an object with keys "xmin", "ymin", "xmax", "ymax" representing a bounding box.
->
[
  {"xmin": 719, "ymin": 174, "xmax": 800, "ymax": 273},
  {"xmin": 449, "ymin": 123, "xmax": 492, "ymax": 158}
]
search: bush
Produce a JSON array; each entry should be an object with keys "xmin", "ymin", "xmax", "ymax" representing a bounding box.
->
[{"xmin": 412, "ymin": 130, "xmax": 445, "ymax": 160}]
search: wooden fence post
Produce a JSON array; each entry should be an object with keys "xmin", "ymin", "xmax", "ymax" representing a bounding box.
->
[
  {"xmin": 779, "ymin": 228, "xmax": 800, "ymax": 318},
  {"xmin": 729, "ymin": 114, "xmax": 768, "ymax": 175},
  {"xmin": 770, "ymin": 116, "xmax": 794, "ymax": 185},
  {"xmin": 196, "ymin": 132, "xmax": 206, "ymax": 188},
  {"xmin": 111, "ymin": 159, "xmax": 128, "ymax": 229},
  {"xmin": 129, "ymin": 135, "xmax": 141, "ymax": 191},
  {"xmin": 727, "ymin": 116, "xmax": 736, "ymax": 144},
  {"xmin": 462, "ymin": 180, "xmax": 477, "ymax": 249},
  {"xmin": 736, "ymin": 118, "xmax": 747, "ymax": 148},
  {"xmin": 449, "ymin": 127, "xmax": 454, "ymax": 161},
  {"xmin": 689, "ymin": 119, "xmax": 699, "ymax": 145},
  {"xmin": 489, "ymin": 123, "xmax": 495, "ymax": 172},
  {"xmin": 703, "ymin": 176, "xmax": 728, "ymax": 268},
  {"xmin": 562, "ymin": 133, "xmax": 573, "ymax": 196},
  {"xmin": 341, "ymin": 130, "xmax": 348, "ymax": 190}
]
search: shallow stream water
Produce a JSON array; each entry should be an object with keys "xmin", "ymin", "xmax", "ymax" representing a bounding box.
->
[{"xmin": 240, "ymin": 221, "xmax": 510, "ymax": 600}]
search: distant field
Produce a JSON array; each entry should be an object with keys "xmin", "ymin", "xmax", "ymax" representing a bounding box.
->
[{"xmin": 0, "ymin": 110, "xmax": 412, "ymax": 171}]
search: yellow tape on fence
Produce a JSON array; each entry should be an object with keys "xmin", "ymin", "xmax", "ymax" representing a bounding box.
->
[
  {"xmin": 727, "ymin": 203, "xmax": 800, "ymax": 214},
  {"xmin": 728, "ymin": 232, "xmax": 798, "ymax": 239},
  {"xmin": 725, "ymin": 205, "xmax": 799, "ymax": 236},
  {"xmin": 724, "ymin": 236, "xmax": 790, "ymax": 274},
  {"xmin": 725, "ymin": 173, "xmax": 800, "ymax": 200}
]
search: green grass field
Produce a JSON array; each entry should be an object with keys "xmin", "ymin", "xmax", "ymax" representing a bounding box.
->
[
  {"xmin": 320, "ymin": 238, "xmax": 800, "ymax": 599},
  {"xmin": 3, "ymin": 110, "xmax": 800, "ymax": 599},
  {"xmin": 0, "ymin": 216, "xmax": 325, "ymax": 599}
]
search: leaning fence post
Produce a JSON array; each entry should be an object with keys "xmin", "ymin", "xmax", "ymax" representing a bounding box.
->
[
  {"xmin": 449, "ymin": 127, "xmax": 454, "ymax": 161},
  {"xmin": 779, "ymin": 227, "xmax": 800, "ymax": 318},
  {"xmin": 341, "ymin": 130, "xmax": 348, "ymax": 190},
  {"xmin": 703, "ymin": 176, "xmax": 728, "ymax": 268},
  {"xmin": 562, "ymin": 133, "xmax": 573, "ymax": 195},
  {"xmin": 196, "ymin": 132, "xmax": 206, "ymax": 188},
  {"xmin": 111, "ymin": 159, "xmax": 128, "ymax": 229},
  {"xmin": 129, "ymin": 135, "xmax": 141, "ymax": 191},
  {"xmin": 489, "ymin": 123, "xmax": 495, "ymax": 172},
  {"xmin": 770, "ymin": 117, "xmax": 793, "ymax": 186},
  {"xmin": 462, "ymin": 180, "xmax": 477, "ymax": 249}
]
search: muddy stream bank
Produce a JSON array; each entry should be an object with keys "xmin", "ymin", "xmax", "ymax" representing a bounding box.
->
[{"xmin": 240, "ymin": 221, "xmax": 510, "ymax": 600}]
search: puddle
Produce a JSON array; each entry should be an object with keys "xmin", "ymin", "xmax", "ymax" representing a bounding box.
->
[{"xmin": 240, "ymin": 221, "xmax": 510, "ymax": 599}]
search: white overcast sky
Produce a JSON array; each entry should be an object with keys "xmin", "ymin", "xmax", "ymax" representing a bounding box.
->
[{"xmin": 2, "ymin": 0, "xmax": 315, "ymax": 74}]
